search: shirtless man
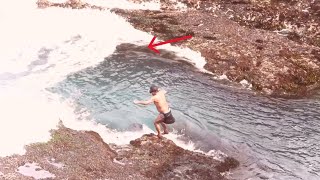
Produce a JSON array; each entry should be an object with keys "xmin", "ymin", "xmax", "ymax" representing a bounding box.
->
[{"xmin": 134, "ymin": 85, "xmax": 175, "ymax": 138}]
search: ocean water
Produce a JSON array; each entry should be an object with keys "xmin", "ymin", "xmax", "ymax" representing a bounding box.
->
[{"xmin": 0, "ymin": 0, "xmax": 320, "ymax": 180}]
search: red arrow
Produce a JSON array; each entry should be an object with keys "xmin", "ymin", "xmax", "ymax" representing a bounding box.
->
[{"xmin": 148, "ymin": 35, "xmax": 193, "ymax": 54}]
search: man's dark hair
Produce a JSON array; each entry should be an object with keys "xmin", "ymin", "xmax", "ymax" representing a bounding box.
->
[{"xmin": 149, "ymin": 85, "xmax": 159, "ymax": 93}]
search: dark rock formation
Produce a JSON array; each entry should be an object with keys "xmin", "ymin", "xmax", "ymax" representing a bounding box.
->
[
  {"xmin": 126, "ymin": 123, "xmax": 144, "ymax": 131},
  {"xmin": 125, "ymin": 133, "xmax": 238, "ymax": 179},
  {"xmin": 0, "ymin": 124, "xmax": 239, "ymax": 179}
]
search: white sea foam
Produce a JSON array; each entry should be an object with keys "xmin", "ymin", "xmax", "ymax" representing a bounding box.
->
[
  {"xmin": 17, "ymin": 162, "xmax": 55, "ymax": 179},
  {"xmin": 240, "ymin": 79, "xmax": 252, "ymax": 89},
  {"xmin": 48, "ymin": 158, "xmax": 64, "ymax": 169},
  {"xmin": 0, "ymin": 0, "xmax": 210, "ymax": 157}
]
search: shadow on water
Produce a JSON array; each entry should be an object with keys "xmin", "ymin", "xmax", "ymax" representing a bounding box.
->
[{"xmin": 49, "ymin": 43, "xmax": 320, "ymax": 180}]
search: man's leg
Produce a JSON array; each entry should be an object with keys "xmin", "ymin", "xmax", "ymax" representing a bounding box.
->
[
  {"xmin": 161, "ymin": 123, "xmax": 169, "ymax": 134},
  {"xmin": 154, "ymin": 114, "xmax": 164, "ymax": 138}
]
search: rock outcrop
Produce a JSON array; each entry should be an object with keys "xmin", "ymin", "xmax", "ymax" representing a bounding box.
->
[
  {"xmin": 121, "ymin": 134, "xmax": 238, "ymax": 179},
  {"xmin": 0, "ymin": 124, "xmax": 239, "ymax": 179},
  {"xmin": 112, "ymin": 8, "xmax": 320, "ymax": 97}
]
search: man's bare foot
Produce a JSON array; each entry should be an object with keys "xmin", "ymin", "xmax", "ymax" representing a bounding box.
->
[
  {"xmin": 162, "ymin": 130, "xmax": 169, "ymax": 135},
  {"xmin": 157, "ymin": 134, "xmax": 163, "ymax": 139}
]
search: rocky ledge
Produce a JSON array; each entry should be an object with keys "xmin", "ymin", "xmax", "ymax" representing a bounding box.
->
[
  {"xmin": 0, "ymin": 123, "xmax": 239, "ymax": 179},
  {"xmin": 36, "ymin": 0, "xmax": 320, "ymax": 97}
]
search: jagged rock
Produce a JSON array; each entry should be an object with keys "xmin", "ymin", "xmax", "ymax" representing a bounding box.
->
[
  {"xmin": 125, "ymin": 133, "xmax": 237, "ymax": 179},
  {"xmin": 0, "ymin": 126, "xmax": 238, "ymax": 179},
  {"xmin": 0, "ymin": 126, "xmax": 143, "ymax": 179}
]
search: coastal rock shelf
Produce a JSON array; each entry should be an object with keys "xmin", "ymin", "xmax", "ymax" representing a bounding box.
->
[
  {"xmin": 36, "ymin": 0, "xmax": 320, "ymax": 97},
  {"xmin": 0, "ymin": 124, "xmax": 239, "ymax": 179}
]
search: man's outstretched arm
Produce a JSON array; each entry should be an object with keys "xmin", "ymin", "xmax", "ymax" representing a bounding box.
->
[{"xmin": 134, "ymin": 98, "xmax": 154, "ymax": 105}]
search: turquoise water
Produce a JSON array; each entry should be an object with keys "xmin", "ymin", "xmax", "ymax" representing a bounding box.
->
[{"xmin": 50, "ymin": 47, "xmax": 320, "ymax": 180}]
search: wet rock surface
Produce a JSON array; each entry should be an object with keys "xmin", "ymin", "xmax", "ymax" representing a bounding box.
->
[
  {"xmin": 121, "ymin": 133, "xmax": 238, "ymax": 179},
  {"xmin": 36, "ymin": 0, "xmax": 320, "ymax": 97},
  {"xmin": 112, "ymin": 8, "xmax": 320, "ymax": 97},
  {"xmin": 0, "ymin": 124, "xmax": 238, "ymax": 179},
  {"xmin": 0, "ymin": 124, "xmax": 144, "ymax": 180}
]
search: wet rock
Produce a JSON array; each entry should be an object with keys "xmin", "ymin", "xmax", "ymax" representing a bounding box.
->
[
  {"xmin": 112, "ymin": 7, "xmax": 320, "ymax": 98},
  {"xmin": 0, "ymin": 125, "xmax": 145, "ymax": 179},
  {"xmin": 216, "ymin": 157, "xmax": 240, "ymax": 172},
  {"xmin": 124, "ymin": 133, "xmax": 238, "ymax": 179},
  {"xmin": 0, "ymin": 124, "xmax": 238, "ymax": 179},
  {"xmin": 127, "ymin": 123, "xmax": 143, "ymax": 131}
]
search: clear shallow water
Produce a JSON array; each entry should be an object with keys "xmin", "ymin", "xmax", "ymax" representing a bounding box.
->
[{"xmin": 50, "ymin": 48, "xmax": 320, "ymax": 180}]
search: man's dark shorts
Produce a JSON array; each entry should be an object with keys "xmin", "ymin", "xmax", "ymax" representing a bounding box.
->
[{"xmin": 161, "ymin": 109, "xmax": 175, "ymax": 124}]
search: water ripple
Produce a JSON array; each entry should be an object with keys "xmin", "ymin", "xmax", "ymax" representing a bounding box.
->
[{"xmin": 51, "ymin": 51, "xmax": 320, "ymax": 180}]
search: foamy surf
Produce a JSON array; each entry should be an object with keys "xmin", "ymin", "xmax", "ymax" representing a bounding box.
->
[
  {"xmin": 17, "ymin": 162, "xmax": 56, "ymax": 179},
  {"xmin": 0, "ymin": 0, "xmax": 215, "ymax": 158}
]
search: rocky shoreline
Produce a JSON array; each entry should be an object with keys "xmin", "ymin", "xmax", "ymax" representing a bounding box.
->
[
  {"xmin": 36, "ymin": 0, "xmax": 320, "ymax": 98},
  {"xmin": 112, "ymin": 0, "xmax": 320, "ymax": 98},
  {"xmin": 0, "ymin": 123, "xmax": 239, "ymax": 179}
]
